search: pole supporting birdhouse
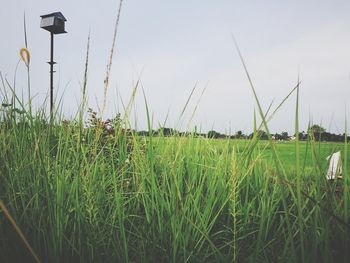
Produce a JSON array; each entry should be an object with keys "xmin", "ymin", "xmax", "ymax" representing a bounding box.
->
[
  {"xmin": 48, "ymin": 33, "xmax": 56, "ymax": 120},
  {"xmin": 40, "ymin": 12, "xmax": 67, "ymax": 120}
]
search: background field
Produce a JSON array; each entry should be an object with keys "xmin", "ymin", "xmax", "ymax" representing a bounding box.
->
[
  {"xmin": 1, "ymin": 115, "xmax": 349, "ymax": 262},
  {"xmin": 163, "ymin": 137, "xmax": 350, "ymax": 173}
]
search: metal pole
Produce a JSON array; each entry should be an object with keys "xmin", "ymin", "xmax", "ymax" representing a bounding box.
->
[{"xmin": 49, "ymin": 32, "xmax": 55, "ymax": 120}]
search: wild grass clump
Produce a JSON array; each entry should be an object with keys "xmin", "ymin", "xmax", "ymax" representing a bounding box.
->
[{"xmin": 0, "ymin": 96, "xmax": 349, "ymax": 262}]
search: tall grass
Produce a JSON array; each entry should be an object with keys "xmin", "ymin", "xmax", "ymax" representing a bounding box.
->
[{"xmin": 1, "ymin": 80, "xmax": 350, "ymax": 262}]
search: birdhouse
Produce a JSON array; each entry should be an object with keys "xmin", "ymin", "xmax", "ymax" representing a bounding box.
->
[{"xmin": 40, "ymin": 12, "xmax": 67, "ymax": 34}]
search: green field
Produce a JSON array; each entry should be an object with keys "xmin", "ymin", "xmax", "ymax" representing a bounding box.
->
[
  {"xmin": 247, "ymin": 140, "xmax": 349, "ymax": 172},
  {"xmin": 0, "ymin": 113, "xmax": 349, "ymax": 262},
  {"xmin": 170, "ymin": 137, "xmax": 350, "ymax": 173}
]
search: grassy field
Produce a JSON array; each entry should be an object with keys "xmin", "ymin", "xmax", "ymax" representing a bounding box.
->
[
  {"xmin": 251, "ymin": 140, "xmax": 349, "ymax": 173},
  {"xmin": 0, "ymin": 109, "xmax": 349, "ymax": 262},
  {"xmin": 1, "ymin": 11, "xmax": 349, "ymax": 261}
]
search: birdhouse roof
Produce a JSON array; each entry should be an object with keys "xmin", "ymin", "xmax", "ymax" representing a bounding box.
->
[{"xmin": 40, "ymin": 12, "xmax": 67, "ymax": 21}]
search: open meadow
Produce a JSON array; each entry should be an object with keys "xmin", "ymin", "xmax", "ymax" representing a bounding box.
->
[{"xmin": 0, "ymin": 111, "xmax": 349, "ymax": 262}]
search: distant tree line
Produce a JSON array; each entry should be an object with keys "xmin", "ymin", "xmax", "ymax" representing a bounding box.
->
[{"xmin": 136, "ymin": 124, "xmax": 350, "ymax": 142}]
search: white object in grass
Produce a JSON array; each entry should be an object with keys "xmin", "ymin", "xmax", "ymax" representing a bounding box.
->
[{"xmin": 326, "ymin": 151, "xmax": 342, "ymax": 180}]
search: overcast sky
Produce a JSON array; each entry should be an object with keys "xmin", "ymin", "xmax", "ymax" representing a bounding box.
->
[{"xmin": 1, "ymin": 0, "xmax": 350, "ymax": 134}]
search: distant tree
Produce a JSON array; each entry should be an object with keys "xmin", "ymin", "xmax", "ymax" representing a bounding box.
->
[
  {"xmin": 273, "ymin": 133, "xmax": 281, "ymax": 140},
  {"xmin": 158, "ymin": 127, "xmax": 178, "ymax": 136},
  {"xmin": 308, "ymin": 125, "xmax": 326, "ymax": 141},
  {"xmin": 296, "ymin": 131, "xmax": 307, "ymax": 140},
  {"xmin": 235, "ymin": 130, "xmax": 243, "ymax": 139},
  {"xmin": 137, "ymin": 130, "xmax": 148, "ymax": 136},
  {"xmin": 308, "ymin": 125, "xmax": 326, "ymax": 134},
  {"xmin": 207, "ymin": 130, "xmax": 220, "ymax": 138},
  {"xmin": 258, "ymin": 130, "xmax": 268, "ymax": 140},
  {"xmin": 248, "ymin": 130, "xmax": 268, "ymax": 140},
  {"xmin": 281, "ymin": 132, "xmax": 289, "ymax": 140}
]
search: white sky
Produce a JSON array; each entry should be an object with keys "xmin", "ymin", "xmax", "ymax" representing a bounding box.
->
[{"xmin": 1, "ymin": 0, "xmax": 350, "ymax": 134}]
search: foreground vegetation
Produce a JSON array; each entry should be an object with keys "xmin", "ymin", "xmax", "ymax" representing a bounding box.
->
[
  {"xmin": 1, "ymin": 8, "xmax": 349, "ymax": 261},
  {"xmin": 0, "ymin": 105, "xmax": 349, "ymax": 262}
]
